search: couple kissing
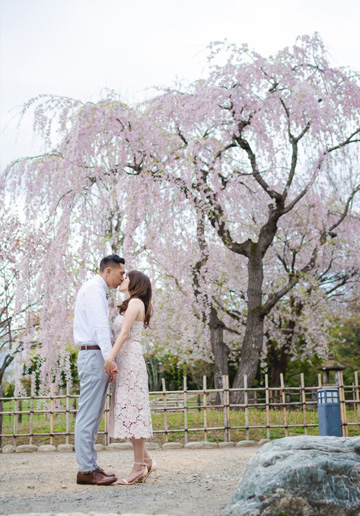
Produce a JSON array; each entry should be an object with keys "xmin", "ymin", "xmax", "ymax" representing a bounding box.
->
[{"xmin": 73, "ymin": 255, "xmax": 156, "ymax": 486}]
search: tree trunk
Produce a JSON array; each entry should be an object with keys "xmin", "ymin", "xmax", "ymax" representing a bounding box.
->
[
  {"xmin": 209, "ymin": 305, "xmax": 230, "ymax": 405},
  {"xmin": 232, "ymin": 248, "xmax": 264, "ymax": 403},
  {"xmin": 267, "ymin": 340, "xmax": 291, "ymax": 387},
  {"xmin": 267, "ymin": 304, "xmax": 300, "ymax": 386}
]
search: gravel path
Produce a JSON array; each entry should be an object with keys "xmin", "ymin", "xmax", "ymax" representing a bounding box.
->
[{"xmin": 0, "ymin": 446, "xmax": 257, "ymax": 515}]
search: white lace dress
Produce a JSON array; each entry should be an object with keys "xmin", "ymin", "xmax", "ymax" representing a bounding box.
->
[{"xmin": 109, "ymin": 314, "xmax": 153, "ymax": 439}]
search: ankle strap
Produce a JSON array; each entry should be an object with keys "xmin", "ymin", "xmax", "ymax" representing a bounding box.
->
[{"xmin": 134, "ymin": 461, "xmax": 146, "ymax": 466}]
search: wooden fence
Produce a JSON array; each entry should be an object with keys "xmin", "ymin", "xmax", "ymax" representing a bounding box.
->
[{"xmin": 1, "ymin": 371, "xmax": 360, "ymax": 447}]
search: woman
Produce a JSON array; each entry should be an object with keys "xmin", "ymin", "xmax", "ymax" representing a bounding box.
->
[{"xmin": 104, "ymin": 270, "xmax": 157, "ymax": 485}]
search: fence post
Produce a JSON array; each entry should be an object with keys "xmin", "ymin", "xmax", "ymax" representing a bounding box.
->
[
  {"xmin": 13, "ymin": 396, "xmax": 18, "ymax": 447},
  {"xmin": 50, "ymin": 383, "xmax": 54, "ymax": 445},
  {"xmin": 280, "ymin": 373, "xmax": 288, "ymax": 437},
  {"xmin": 339, "ymin": 371, "xmax": 348, "ymax": 437},
  {"xmin": 183, "ymin": 376, "xmax": 188, "ymax": 444},
  {"xmin": 66, "ymin": 381, "xmax": 70, "ymax": 445},
  {"xmin": 225, "ymin": 375, "xmax": 230, "ymax": 442},
  {"xmin": 203, "ymin": 376, "xmax": 208, "ymax": 442},
  {"xmin": 222, "ymin": 376, "xmax": 227, "ymax": 442},
  {"xmin": 318, "ymin": 373, "xmax": 322, "ymax": 389},
  {"xmin": 355, "ymin": 372, "xmax": 360, "ymax": 431},
  {"xmin": 300, "ymin": 373, "xmax": 307, "ymax": 435},
  {"xmin": 104, "ymin": 388, "xmax": 110, "ymax": 446},
  {"xmin": 265, "ymin": 374, "xmax": 270, "ymax": 439},
  {"xmin": 244, "ymin": 375, "xmax": 249, "ymax": 441},
  {"xmin": 352, "ymin": 382, "xmax": 355, "ymax": 408},
  {"xmin": 29, "ymin": 379, "xmax": 35, "ymax": 445},
  {"xmin": 162, "ymin": 378, "xmax": 168, "ymax": 443}
]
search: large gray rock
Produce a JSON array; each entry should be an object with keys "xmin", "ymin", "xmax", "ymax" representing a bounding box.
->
[{"xmin": 226, "ymin": 436, "xmax": 360, "ymax": 516}]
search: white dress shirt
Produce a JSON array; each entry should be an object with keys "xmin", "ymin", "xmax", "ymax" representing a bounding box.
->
[{"xmin": 73, "ymin": 275, "xmax": 112, "ymax": 360}]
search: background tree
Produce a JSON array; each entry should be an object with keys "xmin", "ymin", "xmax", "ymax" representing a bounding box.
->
[
  {"xmin": 0, "ymin": 211, "xmax": 40, "ymax": 390},
  {"xmin": 145, "ymin": 34, "xmax": 360, "ymax": 396},
  {"xmin": 2, "ymin": 34, "xmax": 360, "ymax": 393},
  {"xmin": 262, "ymin": 197, "xmax": 360, "ymax": 385}
]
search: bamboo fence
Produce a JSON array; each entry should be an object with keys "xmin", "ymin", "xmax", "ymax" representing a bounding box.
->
[{"xmin": 1, "ymin": 371, "xmax": 360, "ymax": 447}]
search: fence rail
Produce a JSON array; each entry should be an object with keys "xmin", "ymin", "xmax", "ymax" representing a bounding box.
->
[{"xmin": 1, "ymin": 371, "xmax": 360, "ymax": 447}]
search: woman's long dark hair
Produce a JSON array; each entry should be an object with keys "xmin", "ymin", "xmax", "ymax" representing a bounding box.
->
[{"xmin": 118, "ymin": 270, "xmax": 153, "ymax": 328}]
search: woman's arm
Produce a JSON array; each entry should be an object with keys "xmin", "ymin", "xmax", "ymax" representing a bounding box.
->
[{"xmin": 104, "ymin": 298, "xmax": 143, "ymax": 373}]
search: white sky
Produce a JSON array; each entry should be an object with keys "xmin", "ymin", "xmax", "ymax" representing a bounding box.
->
[{"xmin": 1, "ymin": 0, "xmax": 360, "ymax": 171}]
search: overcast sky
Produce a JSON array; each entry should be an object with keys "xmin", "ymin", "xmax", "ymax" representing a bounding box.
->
[{"xmin": 1, "ymin": 0, "xmax": 360, "ymax": 171}]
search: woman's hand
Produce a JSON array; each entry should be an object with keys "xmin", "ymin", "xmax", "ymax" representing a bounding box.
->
[{"xmin": 104, "ymin": 354, "xmax": 117, "ymax": 375}]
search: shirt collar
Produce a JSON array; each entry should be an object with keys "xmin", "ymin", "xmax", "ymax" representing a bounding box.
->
[{"xmin": 96, "ymin": 274, "xmax": 108, "ymax": 291}]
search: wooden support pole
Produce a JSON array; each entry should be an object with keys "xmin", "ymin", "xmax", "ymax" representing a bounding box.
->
[
  {"xmin": 29, "ymin": 380, "xmax": 35, "ymax": 445},
  {"xmin": 355, "ymin": 372, "xmax": 360, "ymax": 431},
  {"xmin": 50, "ymin": 383, "xmax": 54, "ymax": 445},
  {"xmin": 66, "ymin": 381, "xmax": 70, "ymax": 445},
  {"xmin": 280, "ymin": 373, "xmax": 288, "ymax": 437},
  {"xmin": 244, "ymin": 375, "xmax": 249, "ymax": 441},
  {"xmin": 203, "ymin": 376, "xmax": 208, "ymax": 442},
  {"xmin": 300, "ymin": 373, "xmax": 307, "ymax": 436},
  {"xmin": 318, "ymin": 373, "xmax": 322, "ymax": 389},
  {"xmin": 183, "ymin": 376, "xmax": 188, "ymax": 444},
  {"xmin": 265, "ymin": 374, "xmax": 270, "ymax": 439},
  {"xmin": 104, "ymin": 388, "xmax": 110, "ymax": 446},
  {"xmin": 339, "ymin": 371, "xmax": 348, "ymax": 437},
  {"xmin": 13, "ymin": 396, "xmax": 17, "ymax": 447},
  {"xmin": 222, "ymin": 376, "xmax": 227, "ymax": 442},
  {"xmin": 225, "ymin": 375, "xmax": 231, "ymax": 442},
  {"xmin": 162, "ymin": 378, "xmax": 168, "ymax": 443}
]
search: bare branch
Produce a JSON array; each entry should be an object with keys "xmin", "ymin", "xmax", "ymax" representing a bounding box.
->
[
  {"xmin": 261, "ymin": 247, "xmax": 318, "ymax": 317},
  {"xmin": 235, "ymin": 136, "xmax": 282, "ymax": 201}
]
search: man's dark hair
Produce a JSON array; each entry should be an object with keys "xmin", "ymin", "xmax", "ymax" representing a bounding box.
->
[{"xmin": 99, "ymin": 255, "xmax": 125, "ymax": 271}]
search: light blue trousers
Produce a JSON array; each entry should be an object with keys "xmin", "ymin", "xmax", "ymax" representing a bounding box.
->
[{"xmin": 75, "ymin": 349, "xmax": 109, "ymax": 472}]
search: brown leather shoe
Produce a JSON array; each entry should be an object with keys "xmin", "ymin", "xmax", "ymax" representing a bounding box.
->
[
  {"xmin": 77, "ymin": 470, "xmax": 117, "ymax": 485},
  {"xmin": 95, "ymin": 466, "xmax": 116, "ymax": 477}
]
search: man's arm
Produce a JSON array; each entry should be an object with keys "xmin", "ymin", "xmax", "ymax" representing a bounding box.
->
[{"xmin": 85, "ymin": 285, "xmax": 113, "ymax": 361}]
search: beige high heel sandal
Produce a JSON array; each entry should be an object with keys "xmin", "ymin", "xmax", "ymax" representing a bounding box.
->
[
  {"xmin": 143, "ymin": 457, "xmax": 158, "ymax": 481},
  {"xmin": 116, "ymin": 462, "xmax": 148, "ymax": 485}
]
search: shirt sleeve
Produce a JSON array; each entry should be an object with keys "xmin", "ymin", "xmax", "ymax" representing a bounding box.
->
[{"xmin": 85, "ymin": 284, "xmax": 112, "ymax": 360}]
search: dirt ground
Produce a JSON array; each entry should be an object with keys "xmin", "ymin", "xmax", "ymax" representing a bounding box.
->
[{"xmin": 0, "ymin": 446, "xmax": 258, "ymax": 516}]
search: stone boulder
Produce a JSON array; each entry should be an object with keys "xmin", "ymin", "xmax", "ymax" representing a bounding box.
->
[{"xmin": 226, "ymin": 436, "xmax": 360, "ymax": 516}]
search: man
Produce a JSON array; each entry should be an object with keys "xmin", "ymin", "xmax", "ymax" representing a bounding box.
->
[{"xmin": 74, "ymin": 254, "xmax": 125, "ymax": 485}]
